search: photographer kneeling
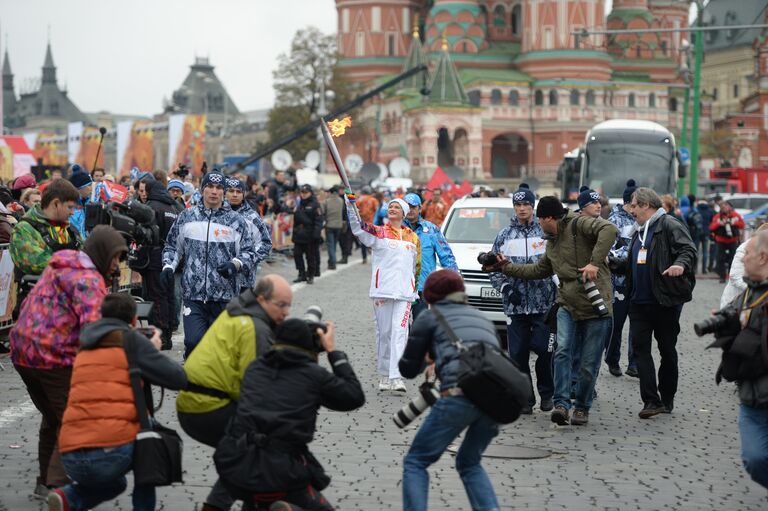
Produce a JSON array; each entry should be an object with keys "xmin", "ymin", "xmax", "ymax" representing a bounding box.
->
[
  {"xmin": 705, "ymin": 229, "xmax": 768, "ymax": 490},
  {"xmin": 48, "ymin": 293, "xmax": 187, "ymax": 511},
  {"xmin": 214, "ymin": 318, "xmax": 365, "ymax": 511},
  {"xmin": 398, "ymin": 269, "xmax": 502, "ymax": 511}
]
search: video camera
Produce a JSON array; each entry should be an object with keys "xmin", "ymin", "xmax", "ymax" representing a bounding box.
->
[
  {"xmin": 85, "ymin": 200, "xmax": 160, "ymax": 248},
  {"xmin": 477, "ymin": 251, "xmax": 500, "ymax": 267}
]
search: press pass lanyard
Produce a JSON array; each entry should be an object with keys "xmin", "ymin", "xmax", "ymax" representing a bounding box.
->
[
  {"xmin": 740, "ymin": 289, "xmax": 768, "ymax": 327},
  {"xmin": 637, "ymin": 221, "xmax": 651, "ymax": 265}
]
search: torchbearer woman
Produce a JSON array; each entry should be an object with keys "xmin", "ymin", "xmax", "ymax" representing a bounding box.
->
[{"xmin": 345, "ymin": 190, "xmax": 420, "ymax": 392}]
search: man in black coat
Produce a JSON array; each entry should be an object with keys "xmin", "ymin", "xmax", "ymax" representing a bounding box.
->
[
  {"xmin": 215, "ymin": 318, "xmax": 365, "ymax": 511},
  {"xmin": 623, "ymin": 187, "xmax": 697, "ymax": 419},
  {"xmin": 292, "ymin": 185, "xmax": 324, "ymax": 284},
  {"xmin": 140, "ymin": 179, "xmax": 183, "ymax": 349}
]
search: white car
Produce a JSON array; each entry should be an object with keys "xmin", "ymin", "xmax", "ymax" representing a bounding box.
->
[
  {"xmin": 717, "ymin": 193, "xmax": 768, "ymax": 218},
  {"xmin": 440, "ymin": 196, "xmax": 516, "ymax": 330}
]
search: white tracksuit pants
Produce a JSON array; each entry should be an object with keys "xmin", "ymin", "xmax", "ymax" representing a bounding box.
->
[{"xmin": 373, "ymin": 298, "xmax": 411, "ymax": 379}]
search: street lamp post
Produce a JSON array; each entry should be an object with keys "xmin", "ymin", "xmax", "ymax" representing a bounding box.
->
[
  {"xmin": 689, "ymin": 1, "xmax": 704, "ymax": 196},
  {"xmin": 678, "ymin": 40, "xmax": 693, "ymax": 197}
]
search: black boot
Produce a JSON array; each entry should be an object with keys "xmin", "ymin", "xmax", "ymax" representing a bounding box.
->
[
  {"xmin": 307, "ymin": 276, "xmax": 314, "ymax": 285},
  {"xmin": 339, "ymin": 256, "xmax": 348, "ymax": 264},
  {"xmin": 293, "ymin": 274, "xmax": 307, "ymax": 283},
  {"xmin": 161, "ymin": 334, "xmax": 173, "ymax": 351}
]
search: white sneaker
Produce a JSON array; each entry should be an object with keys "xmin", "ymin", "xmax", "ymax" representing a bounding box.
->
[
  {"xmin": 378, "ymin": 378, "xmax": 391, "ymax": 391},
  {"xmin": 391, "ymin": 378, "xmax": 407, "ymax": 393}
]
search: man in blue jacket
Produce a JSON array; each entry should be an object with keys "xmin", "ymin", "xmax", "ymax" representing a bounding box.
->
[
  {"xmin": 489, "ymin": 183, "xmax": 557, "ymax": 413},
  {"xmin": 225, "ymin": 177, "xmax": 272, "ymax": 289},
  {"xmin": 403, "ymin": 192, "xmax": 458, "ymax": 320},
  {"xmin": 162, "ymin": 171, "xmax": 257, "ymax": 358}
]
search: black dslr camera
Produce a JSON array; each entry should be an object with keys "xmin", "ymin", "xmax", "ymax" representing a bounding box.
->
[
  {"xmin": 477, "ymin": 252, "xmax": 500, "ymax": 267},
  {"xmin": 302, "ymin": 306, "xmax": 328, "ymax": 352},
  {"xmin": 694, "ymin": 308, "xmax": 740, "ymax": 337}
]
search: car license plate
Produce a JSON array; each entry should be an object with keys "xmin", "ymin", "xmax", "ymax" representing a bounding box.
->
[{"xmin": 481, "ymin": 287, "xmax": 501, "ymax": 299}]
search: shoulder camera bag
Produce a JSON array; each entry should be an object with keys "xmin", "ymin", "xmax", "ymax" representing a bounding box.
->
[
  {"xmin": 124, "ymin": 332, "xmax": 184, "ymax": 487},
  {"xmin": 431, "ymin": 307, "xmax": 531, "ymax": 424}
]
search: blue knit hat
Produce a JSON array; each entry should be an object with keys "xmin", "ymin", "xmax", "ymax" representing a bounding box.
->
[
  {"xmin": 225, "ymin": 177, "xmax": 246, "ymax": 192},
  {"xmin": 404, "ymin": 193, "xmax": 422, "ymax": 207},
  {"xmin": 69, "ymin": 171, "xmax": 92, "ymax": 190},
  {"xmin": 577, "ymin": 186, "xmax": 600, "ymax": 211},
  {"xmin": 201, "ymin": 171, "xmax": 226, "ymax": 189},
  {"xmin": 512, "ymin": 183, "xmax": 536, "ymax": 205},
  {"xmin": 167, "ymin": 179, "xmax": 185, "ymax": 192},
  {"xmin": 622, "ymin": 179, "xmax": 638, "ymax": 204}
]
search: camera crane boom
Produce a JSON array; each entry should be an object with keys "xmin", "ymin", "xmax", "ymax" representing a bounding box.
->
[{"xmin": 224, "ymin": 64, "xmax": 430, "ymax": 176}]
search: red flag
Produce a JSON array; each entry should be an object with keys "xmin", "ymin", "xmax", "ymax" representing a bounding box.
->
[
  {"xmin": 98, "ymin": 181, "xmax": 129, "ymax": 203},
  {"xmin": 426, "ymin": 167, "xmax": 452, "ymax": 192}
]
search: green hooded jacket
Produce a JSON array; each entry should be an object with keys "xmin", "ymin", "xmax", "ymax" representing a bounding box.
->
[
  {"xmin": 501, "ymin": 211, "xmax": 618, "ymax": 321},
  {"xmin": 10, "ymin": 205, "xmax": 80, "ymax": 275}
]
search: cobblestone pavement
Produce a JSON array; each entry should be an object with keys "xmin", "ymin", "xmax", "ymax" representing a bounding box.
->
[{"xmin": 1, "ymin": 252, "xmax": 767, "ymax": 510}]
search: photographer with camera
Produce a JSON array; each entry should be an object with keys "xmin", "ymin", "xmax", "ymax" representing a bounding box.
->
[
  {"xmin": 703, "ymin": 230, "xmax": 768, "ymax": 490},
  {"xmin": 710, "ymin": 200, "xmax": 745, "ymax": 283},
  {"xmin": 398, "ymin": 269, "xmax": 502, "ymax": 511},
  {"xmin": 176, "ymin": 275, "xmax": 292, "ymax": 511},
  {"xmin": 213, "ymin": 315, "xmax": 365, "ymax": 511},
  {"xmin": 9, "ymin": 226, "xmax": 127, "ymax": 499},
  {"xmin": 488, "ymin": 183, "xmax": 556, "ymax": 414},
  {"xmin": 617, "ymin": 188, "xmax": 696, "ymax": 419},
  {"xmin": 162, "ymin": 170, "xmax": 257, "ymax": 358},
  {"xmin": 47, "ymin": 293, "xmax": 187, "ymax": 511},
  {"xmin": 482, "ymin": 196, "xmax": 617, "ymax": 426}
]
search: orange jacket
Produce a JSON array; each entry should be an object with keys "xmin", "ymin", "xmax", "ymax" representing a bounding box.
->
[
  {"xmin": 423, "ymin": 199, "xmax": 449, "ymax": 227},
  {"xmin": 58, "ymin": 331, "xmax": 139, "ymax": 453}
]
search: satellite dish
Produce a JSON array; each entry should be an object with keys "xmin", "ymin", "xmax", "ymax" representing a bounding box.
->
[
  {"xmin": 345, "ymin": 153, "xmax": 363, "ymax": 175},
  {"xmin": 360, "ymin": 162, "xmax": 380, "ymax": 184},
  {"xmin": 377, "ymin": 163, "xmax": 389, "ymax": 182},
  {"xmin": 271, "ymin": 149, "xmax": 293, "ymax": 171},
  {"xmin": 304, "ymin": 150, "xmax": 320, "ymax": 169},
  {"xmin": 388, "ymin": 157, "xmax": 411, "ymax": 178},
  {"xmin": 295, "ymin": 168, "xmax": 320, "ymax": 188}
]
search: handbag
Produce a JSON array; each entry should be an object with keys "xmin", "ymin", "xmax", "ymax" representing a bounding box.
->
[
  {"xmin": 214, "ymin": 429, "xmax": 329, "ymax": 500},
  {"xmin": 431, "ymin": 307, "xmax": 531, "ymax": 424},
  {"xmin": 124, "ymin": 332, "xmax": 184, "ymax": 487}
]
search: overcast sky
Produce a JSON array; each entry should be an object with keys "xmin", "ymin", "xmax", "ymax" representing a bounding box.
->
[{"xmin": 2, "ymin": 0, "xmax": 695, "ymax": 118}]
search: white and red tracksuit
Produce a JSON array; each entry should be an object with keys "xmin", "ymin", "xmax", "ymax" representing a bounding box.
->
[{"xmin": 346, "ymin": 198, "xmax": 421, "ymax": 379}]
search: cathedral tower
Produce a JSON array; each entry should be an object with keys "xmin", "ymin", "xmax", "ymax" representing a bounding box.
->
[{"xmin": 336, "ymin": 0, "xmax": 426, "ymax": 83}]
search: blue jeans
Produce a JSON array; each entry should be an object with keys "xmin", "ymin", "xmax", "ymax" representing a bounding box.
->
[
  {"xmin": 506, "ymin": 314, "xmax": 553, "ymax": 406},
  {"xmin": 60, "ymin": 443, "xmax": 154, "ymax": 511},
  {"xmin": 554, "ymin": 308, "xmax": 612, "ymax": 411},
  {"xmin": 403, "ymin": 397, "xmax": 500, "ymax": 511},
  {"xmin": 604, "ymin": 289, "xmax": 636, "ymax": 369},
  {"xmin": 326, "ymin": 227, "xmax": 341, "ymax": 266},
  {"xmin": 182, "ymin": 299, "xmax": 227, "ymax": 358},
  {"xmin": 739, "ymin": 404, "xmax": 768, "ymax": 490}
]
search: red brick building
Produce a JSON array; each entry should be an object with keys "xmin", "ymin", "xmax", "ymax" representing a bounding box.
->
[{"xmin": 335, "ymin": 0, "xmax": 690, "ymax": 187}]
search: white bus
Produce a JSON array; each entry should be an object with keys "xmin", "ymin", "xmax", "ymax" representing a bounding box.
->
[{"xmin": 561, "ymin": 120, "xmax": 685, "ymax": 204}]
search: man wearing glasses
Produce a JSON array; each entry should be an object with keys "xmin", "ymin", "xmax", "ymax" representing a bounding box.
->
[{"xmin": 176, "ymin": 274, "xmax": 293, "ymax": 511}]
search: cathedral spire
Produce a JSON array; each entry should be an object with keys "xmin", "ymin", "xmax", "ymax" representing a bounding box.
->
[
  {"xmin": 427, "ymin": 43, "xmax": 468, "ymax": 105},
  {"xmin": 42, "ymin": 41, "xmax": 56, "ymax": 84},
  {"xmin": 400, "ymin": 15, "xmax": 428, "ymax": 92},
  {"xmin": 2, "ymin": 48, "xmax": 11, "ymax": 78}
]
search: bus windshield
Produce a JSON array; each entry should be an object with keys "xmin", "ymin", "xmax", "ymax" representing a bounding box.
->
[{"xmin": 585, "ymin": 135, "xmax": 675, "ymax": 199}]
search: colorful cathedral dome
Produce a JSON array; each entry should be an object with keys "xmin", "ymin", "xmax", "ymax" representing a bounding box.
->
[{"xmin": 424, "ymin": 0, "xmax": 488, "ymax": 53}]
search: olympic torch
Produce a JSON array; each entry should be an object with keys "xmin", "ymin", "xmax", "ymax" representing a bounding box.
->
[{"xmin": 320, "ymin": 117, "xmax": 353, "ymax": 191}]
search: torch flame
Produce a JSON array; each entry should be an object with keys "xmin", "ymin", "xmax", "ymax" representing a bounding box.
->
[{"xmin": 327, "ymin": 117, "xmax": 352, "ymax": 138}]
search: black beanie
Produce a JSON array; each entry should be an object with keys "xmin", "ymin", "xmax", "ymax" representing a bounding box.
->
[
  {"xmin": 536, "ymin": 196, "xmax": 566, "ymax": 219},
  {"xmin": 275, "ymin": 318, "xmax": 316, "ymax": 351},
  {"xmin": 512, "ymin": 183, "xmax": 536, "ymax": 205},
  {"xmin": 622, "ymin": 179, "xmax": 638, "ymax": 204},
  {"xmin": 577, "ymin": 186, "xmax": 600, "ymax": 211}
]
